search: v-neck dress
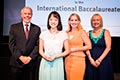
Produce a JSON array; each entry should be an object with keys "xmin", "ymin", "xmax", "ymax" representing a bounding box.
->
[{"xmin": 85, "ymin": 29, "xmax": 114, "ymax": 80}]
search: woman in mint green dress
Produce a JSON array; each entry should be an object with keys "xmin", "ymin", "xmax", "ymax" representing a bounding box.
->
[{"xmin": 38, "ymin": 11, "xmax": 69, "ymax": 80}]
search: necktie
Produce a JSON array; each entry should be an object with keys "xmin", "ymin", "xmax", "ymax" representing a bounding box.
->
[{"xmin": 25, "ymin": 24, "xmax": 29, "ymax": 39}]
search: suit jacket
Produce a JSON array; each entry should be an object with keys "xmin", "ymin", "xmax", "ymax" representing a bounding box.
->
[{"xmin": 9, "ymin": 22, "xmax": 41, "ymax": 68}]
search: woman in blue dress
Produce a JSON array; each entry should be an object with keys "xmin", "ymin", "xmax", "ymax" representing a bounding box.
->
[
  {"xmin": 85, "ymin": 13, "xmax": 114, "ymax": 80},
  {"xmin": 38, "ymin": 11, "xmax": 69, "ymax": 80}
]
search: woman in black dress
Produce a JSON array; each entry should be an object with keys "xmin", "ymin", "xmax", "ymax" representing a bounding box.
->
[{"xmin": 85, "ymin": 13, "xmax": 114, "ymax": 80}]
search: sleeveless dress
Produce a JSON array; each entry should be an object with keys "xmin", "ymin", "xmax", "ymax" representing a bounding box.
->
[
  {"xmin": 85, "ymin": 29, "xmax": 114, "ymax": 80},
  {"xmin": 39, "ymin": 30, "xmax": 68, "ymax": 80},
  {"xmin": 65, "ymin": 29, "xmax": 86, "ymax": 80}
]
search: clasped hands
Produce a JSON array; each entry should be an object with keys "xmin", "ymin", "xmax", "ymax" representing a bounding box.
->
[
  {"xmin": 90, "ymin": 57, "xmax": 101, "ymax": 68},
  {"xmin": 43, "ymin": 54, "xmax": 56, "ymax": 61},
  {"xmin": 19, "ymin": 56, "xmax": 32, "ymax": 64}
]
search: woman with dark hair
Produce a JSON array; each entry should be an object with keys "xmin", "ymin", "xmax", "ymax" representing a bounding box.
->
[{"xmin": 38, "ymin": 11, "xmax": 70, "ymax": 80}]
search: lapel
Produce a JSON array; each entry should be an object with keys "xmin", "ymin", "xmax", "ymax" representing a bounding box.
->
[
  {"xmin": 18, "ymin": 23, "xmax": 26, "ymax": 39},
  {"xmin": 18, "ymin": 22, "xmax": 35, "ymax": 40},
  {"xmin": 28, "ymin": 23, "xmax": 35, "ymax": 40}
]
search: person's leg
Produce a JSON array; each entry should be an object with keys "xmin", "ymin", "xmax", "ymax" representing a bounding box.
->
[{"xmin": 10, "ymin": 66, "xmax": 22, "ymax": 80}]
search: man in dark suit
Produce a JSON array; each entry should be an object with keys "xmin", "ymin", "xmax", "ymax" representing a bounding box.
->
[{"xmin": 8, "ymin": 6, "xmax": 41, "ymax": 80}]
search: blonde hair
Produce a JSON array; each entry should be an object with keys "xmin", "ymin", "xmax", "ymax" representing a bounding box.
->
[
  {"xmin": 91, "ymin": 13, "xmax": 103, "ymax": 28},
  {"xmin": 66, "ymin": 13, "xmax": 82, "ymax": 33}
]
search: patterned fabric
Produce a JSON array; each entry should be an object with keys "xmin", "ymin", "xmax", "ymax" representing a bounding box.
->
[
  {"xmin": 39, "ymin": 30, "xmax": 68, "ymax": 80},
  {"xmin": 89, "ymin": 29, "xmax": 104, "ymax": 44}
]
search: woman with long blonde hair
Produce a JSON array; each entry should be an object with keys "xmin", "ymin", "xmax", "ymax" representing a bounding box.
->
[{"xmin": 65, "ymin": 13, "xmax": 91, "ymax": 80}]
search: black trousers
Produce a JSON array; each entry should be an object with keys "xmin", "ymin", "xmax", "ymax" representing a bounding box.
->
[
  {"xmin": 10, "ymin": 65, "xmax": 35, "ymax": 80},
  {"xmin": 10, "ymin": 56, "xmax": 41, "ymax": 80}
]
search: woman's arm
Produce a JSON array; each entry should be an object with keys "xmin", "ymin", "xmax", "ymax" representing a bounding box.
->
[
  {"xmin": 55, "ymin": 39, "xmax": 70, "ymax": 58},
  {"xmin": 86, "ymin": 50, "xmax": 97, "ymax": 67},
  {"xmin": 39, "ymin": 38, "xmax": 52, "ymax": 61},
  {"xmin": 95, "ymin": 29, "xmax": 111, "ymax": 66},
  {"xmin": 71, "ymin": 30, "xmax": 92, "ymax": 52}
]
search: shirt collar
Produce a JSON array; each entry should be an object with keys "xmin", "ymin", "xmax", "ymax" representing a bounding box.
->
[
  {"xmin": 23, "ymin": 21, "xmax": 31, "ymax": 31},
  {"xmin": 23, "ymin": 21, "xmax": 30, "ymax": 27}
]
